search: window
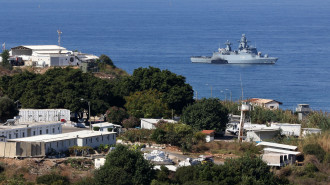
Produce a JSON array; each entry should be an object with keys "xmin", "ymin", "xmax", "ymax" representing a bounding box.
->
[
  {"xmin": 102, "ymin": 136, "xmax": 103, "ymax": 141},
  {"xmin": 46, "ymin": 129, "xmax": 49, "ymax": 134},
  {"xmin": 107, "ymin": 135, "xmax": 109, "ymax": 140},
  {"xmin": 33, "ymin": 131, "xmax": 36, "ymax": 136},
  {"xmin": 113, "ymin": 134, "xmax": 114, "ymax": 140},
  {"xmin": 53, "ymin": 128, "xmax": 55, "ymax": 133},
  {"xmin": 22, "ymin": 132, "xmax": 25, "ymax": 137},
  {"xmin": 57, "ymin": 142, "xmax": 59, "ymax": 147},
  {"xmin": 86, "ymin": 138, "xmax": 88, "ymax": 144},
  {"xmin": 58, "ymin": 126, "xmax": 60, "ymax": 130},
  {"xmin": 9, "ymin": 134, "xmax": 11, "ymax": 139},
  {"xmin": 96, "ymin": 137, "xmax": 99, "ymax": 142},
  {"xmin": 40, "ymin": 130, "xmax": 42, "ymax": 135}
]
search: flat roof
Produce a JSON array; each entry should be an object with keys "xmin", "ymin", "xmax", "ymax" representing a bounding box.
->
[
  {"xmin": 92, "ymin": 122, "xmax": 121, "ymax": 128},
  {"xmin": 257, "ymin": 141, "xmax": 297, "ymax": 150},
  {"xmin": 19, "ymin": 45, "xmax": 67, "ymax": 50},
  {"xmin": 7, "ymin": 130, "xmax": 116, "ymax": 143},
  {"xmin": 141, "ymin": 118, "xmax": 177, "ymax": 124},
  {"xmin": 263, "ymin": 148, "xmax": 300, "ymax": 155},
  {"xmin": 0, "ymin": 122, "xmax": 62, "ymax": 131}
]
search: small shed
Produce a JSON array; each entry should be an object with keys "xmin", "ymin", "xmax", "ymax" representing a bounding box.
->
[
  {"xmin": 257, "ymin": 142, "xmax": 300, "ymax": 167},
  {"xmin": 91, "ymin": 122, "xmax": 122, "ymax": 134},
  {"xmin": 201, "ymin": 130, "xmax": 215, "ymax": 142},
  {"xmin": 140, "ymin": 119, "xmax": 177, "ymax": 130}
]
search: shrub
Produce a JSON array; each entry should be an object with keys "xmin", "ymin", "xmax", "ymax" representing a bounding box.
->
[
  {"xmin": 122, "ymin": 116, "xmax": 140, "ymax": 128},
  {"xmin": 303, "ymin": 143, "xmax": 326, "ymax": 162},
  {"xmin": 36, "ymin": 173, "xmax": 70, "ymax": 185},
  {"xmin": 93, "ymin": 126, "xmax": 100, "ymax": 131}
]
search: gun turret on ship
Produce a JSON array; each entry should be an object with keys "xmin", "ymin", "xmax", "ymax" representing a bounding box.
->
[{"xmin": 191, "ymin": 34, "xmax": 278, "ymax": 64}]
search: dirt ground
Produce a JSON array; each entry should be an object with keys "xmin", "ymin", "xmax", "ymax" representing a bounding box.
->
[{"xmin": 0, "ymin": 157, "xmax": 94, "ymax": 184}]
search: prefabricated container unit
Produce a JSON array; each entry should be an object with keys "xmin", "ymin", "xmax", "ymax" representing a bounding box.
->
[
  {"xmin": 18, "ymin": 109, "xmax": 70, "ymax": 123},
  {"xmin": 77, "ymin": 133, "xmax": 116, "ymax": 149},
  {"xmin": 0, "ymin": 122, "xmax": 62, "ymax": 142}
]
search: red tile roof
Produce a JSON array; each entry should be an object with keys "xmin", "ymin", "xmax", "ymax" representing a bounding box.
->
[{"xmin": 201, "ymin": 130, "xmax": 215, "ymax": 135}]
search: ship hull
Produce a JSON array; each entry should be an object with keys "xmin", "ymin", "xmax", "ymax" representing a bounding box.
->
[{"xmin": 191, "ymin": 56, "xmax": 277, "ymax": 64}]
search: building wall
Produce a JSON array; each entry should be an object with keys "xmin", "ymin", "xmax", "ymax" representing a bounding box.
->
[
  {"xmin": 265, "ymin": 102, "xmax": 280, "ymax": 110},
  {"xmin": 246, "ymin": 130, "xmax": 278, "ymax": 142},
  {"xmin": 18, "ymin": 109, "xmax": 70, "ymax": 123},
  {"xmin": 141, "ymin": 120, "xmax": 155, "ymax": 130},
  {"xmin": 0, "ymin": 123, "xmax": 62, "ymax": 142},
  {"xmin": 78, "ymin": 133, "xmax": 116, "ymax": 148}
]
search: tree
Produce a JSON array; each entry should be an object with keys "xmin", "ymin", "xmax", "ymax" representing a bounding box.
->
[
  {"xmin": 0, "ymin": 96, "xmax": 19, "ymax": 123},
  {"xmin": 122, "ymin": 116, "xmax": 140, "ymax": 128},
  {"xmin": 124, "ymin": 89, "xmax": 170, "ymax": 118},
  {"xmin": 94, "ymin": 144, "xmax": 155, "ymax": 185},
  {"xmin": 98, "ymin": 54, "xmax": 116, "ymax": 68},
  {"xmin": 114, "ymin": 67, "xmax": 194, "ymax": 114},
  {"xmin": 106, "ymin": 106, "xmax": 129, "ymax": 124},
  {"xmin": 1, "ymin": 49, "xmax": 11, "ymax": 70},
  {"xmin": 181, "ymin": 98, "xmax": 229, "ymax": 132}
]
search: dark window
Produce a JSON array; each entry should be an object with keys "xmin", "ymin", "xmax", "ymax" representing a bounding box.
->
[
  {"xmin": 40, "ymin": 130, "xmax": 42, "ymax": 135},
  {"xmin": 46, "ymin": 129, "xmax": 49, "ymax": 134}
]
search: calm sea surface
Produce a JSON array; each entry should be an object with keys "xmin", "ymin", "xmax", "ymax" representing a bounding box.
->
[{"xmin": 0, "ymin": 0, "xmax": 329, "ymax": 111}]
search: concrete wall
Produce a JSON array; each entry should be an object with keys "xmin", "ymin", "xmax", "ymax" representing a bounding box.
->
[
  {"xmin": 45, "ymin": 139, "xmax": 77, "ymax": 154},
  {"xmin": 246, "ymin": 130, "xmax": 278, "ymax": 142},
  {"xmin": 0, "ymin": 142, "xmax": 17, "ymax": 157}
]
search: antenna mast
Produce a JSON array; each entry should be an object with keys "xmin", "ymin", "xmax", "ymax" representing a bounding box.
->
[
  {"xmin": 240, "ymin": 74, "xmax": 244, "ymax": 100},
  {"xmin": 57, "ymin": 29, "xmax": 62, "ymax": 54}
]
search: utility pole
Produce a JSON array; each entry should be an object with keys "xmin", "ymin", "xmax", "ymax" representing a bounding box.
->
[{"xmin": 57, "ymin": 29, "xmax": 62, "ymax": 54}]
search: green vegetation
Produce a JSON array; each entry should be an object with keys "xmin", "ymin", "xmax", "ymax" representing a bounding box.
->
[
  {"xmin": 181, "ymin": 98, "xmax": 229, "ymax": 132},
  {"xmin": 36, "ymin": 173, "xmax": 70, "ymax": 185},
  {"xmin": 113, "ymin": 66, "xmax": 194, "ymax": 114},
  {"xmin": 97, "ymin": 54, "xmax": 116, "ymax": 68},
  {"xmin": 93, "ymin": 126, "xmax": 100, "ymax": 131},
  {"xmin": 303, "ymin": 143, "xmax": 326, "ymax": 162},
  {"xmin": 94, "ymin": 144, "xmax": 155, "ymax": 185},
  {"xmin": 0, "ymin": 96, "xmax": 19, "ymax": 123},
  {"xmin": 106, "ymin": 106, "xmax": 129, "ymax": 124},
  {"xmin": 302, "ymin": 111, "xmax": 330, "ymax": 131},
  {"xmin": 250, "ymin": 106, "xmax": 299, "ymax": 124},
  {"xmin": 1, "ymin": 50, "xmax": 12, "ymax": 70},
  {"xmin": 125, "ymin": 89, "xmax": 170, "ymax": 118},
  {"xmin": 122, "ymin": 116, "xmax": 140, "ymax": 128}
]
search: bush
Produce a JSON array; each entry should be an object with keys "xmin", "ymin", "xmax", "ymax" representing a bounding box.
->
[
  {"xmin": 93, "ymin": 126, "xmax": 100, "ymax": 131},
  {"xmin": 303, "ymin": 143, "xmax": 326, "ymax": 162},
  {"xmin": 122, "ymin": 116, "xmax": 140, "ymax": 128},
  {"xmin": 36, "ymin": 173, "xmax": 70, "ymax": 185}
]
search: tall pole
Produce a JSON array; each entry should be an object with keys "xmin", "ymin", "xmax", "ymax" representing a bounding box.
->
[
  {"xmin": 88, "ymin": 101, "xmax": 91, "ymax": 130},
  {"xmin": 57, "ymin": 29, "xmax": 62, "ymax": 54}
]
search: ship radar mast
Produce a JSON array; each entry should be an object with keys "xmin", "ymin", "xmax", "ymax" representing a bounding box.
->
[
  {"xmin": 238, "ymin": 34, "xmax": 250, "ymax": 50},
  {"xmin": 57, "ymin": 29, "xmax": 62, "ymax": 54},
  {"xmin": 224, "ymin": 40, "xmax": 232, "ymax": 51}
]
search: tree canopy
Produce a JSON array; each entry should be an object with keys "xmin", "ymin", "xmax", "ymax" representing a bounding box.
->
[
  {"xmin": 114, "ymin": 67, "xmax": 194, "ymax": 114},
  {"xmin": 0, "ymin": 96, "xmax": 19, "ymax": 123},
  {"xmin": 181, "ymin": 98, "xmax": 229, "ymax": 132},
  {"xmin": 124, "ymin": 89, "xmax": 170, "ymax": 118},
  {"xmin": 94, "ymin": 144, "xmax": 155, "ymax": 185},
  {"xmin": 97, "ymin": 54, "xmax": 116, "ymax": 68},
  {"xmin": 1, "ymin": 50, "xmax": 11, "ymax": 70},
  {"xmin": 106, "ymin": 106, "xmax": 129, "ymax": 124},
  {"xmin": 0, "ymin": 67, "xmax": 116, "ymax": 117}
]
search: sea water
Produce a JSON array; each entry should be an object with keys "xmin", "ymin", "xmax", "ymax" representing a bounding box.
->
[{"xmin": 0, "ymin": 0, "xmax": 329, "ymax": 111}]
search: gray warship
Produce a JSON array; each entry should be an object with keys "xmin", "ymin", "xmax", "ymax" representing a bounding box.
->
[{"xmin": 191, "ymin": 34, "xmax": 278, "ymax": 64}]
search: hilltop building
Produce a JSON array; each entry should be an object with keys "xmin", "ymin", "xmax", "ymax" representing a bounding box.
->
[{"xmin": 8, "ymin": 45, "xmax": 98, "ymax": 67}]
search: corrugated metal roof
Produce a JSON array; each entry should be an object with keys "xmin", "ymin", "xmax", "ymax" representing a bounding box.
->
[
  {"xmin": 7, "ymin": 130, "xmax": 115, "ymax": 142},
  {"xmin": 263, "ymin": 148, "xmax": 300, "ymax": 155},
  {"xmin": 201, "ymin": 130, "xmax": 215, "ymax": 135},
  {"xmin": 257, "ymin": 141, "xmax": 297, "ymax": 150}
]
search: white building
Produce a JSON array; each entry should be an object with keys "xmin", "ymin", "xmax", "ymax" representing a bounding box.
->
[
  {"xmin": 140, "ymin": 119, "xmax": 177, "ymax": 130},
  {"xmin": 257, "ymin": 142, "xmax": 300, "ymax": 167},
  {"xmin": 10, "ymin": 45, "xmax": 98, "ymax": 67},
  {"xmin": 245, "ymin": 127, "xmax": 280, "ymax": 142},
  {"xmin": 3, "ymin": 130, "xmax": 116, "ymax": 158},
  {"xmin": 271, "ymin": 123, "xmax": 301, "ymax": 137},
  {"xmin": 91, "ymin": 122, "xmax": 122, "ymax": 133},
  {"xmin": 246, "ymin": 98, "xmax": 282, "ymax": 110},
  {"xmin": 18, "ymin": 109, "xmax": 70, "ymax": 123},
  {"xmin": 201, "ymin": 130, "xmax": 215, "ymax": 142},
  {"xmin": 0, "ymin": 122, "xmax": 62, "ymax": 142}
]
